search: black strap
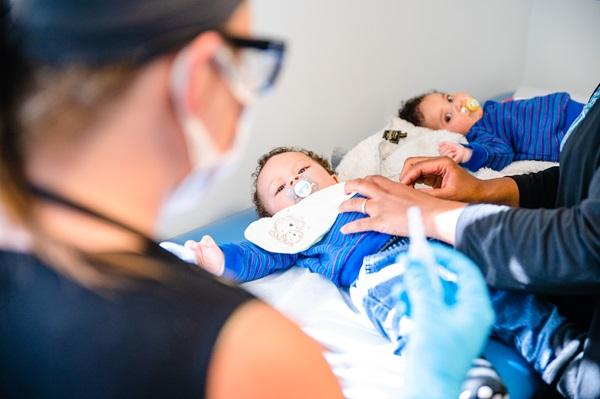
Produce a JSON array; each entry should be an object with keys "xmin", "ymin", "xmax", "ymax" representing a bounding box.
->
[{"xmin": 29, "ymin": 184, "xmax": 155, "ymax": 244}]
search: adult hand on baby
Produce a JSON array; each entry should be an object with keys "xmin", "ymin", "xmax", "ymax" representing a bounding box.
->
[
  {"xmin": 398, "ymin": 156, "xmax": 486, "ymax": 203},
  {"xmin": 438, "ymin": 141, "xmax": 472, "ymax": 163},
  {"xmin": 400, "ymin": 243, "xmax": 495, "ymax": 399},
  {"xmin": 185, "ymin": 235, "xmax": 225, "ymax": 276},
  {"xmin": 339, "ymin": 175, "xmax": 465, "ymax": 243}
]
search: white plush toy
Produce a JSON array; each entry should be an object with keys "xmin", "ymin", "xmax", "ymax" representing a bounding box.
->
[{"xmin": 336, "ymin": 117, "xmax": 557, "ymax": 182}]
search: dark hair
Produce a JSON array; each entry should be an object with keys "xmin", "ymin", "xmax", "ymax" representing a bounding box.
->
[
  {"xmin": 397, "ymin": 90, "xmax": 437, "ymax": 127},
  {"xmin": 251, "ymin": 146, "xmax": 335, "ymax": 218}
]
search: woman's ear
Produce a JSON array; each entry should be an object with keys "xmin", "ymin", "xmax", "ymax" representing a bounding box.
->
[{"xmin": 170, "ymin": 31, "xmax": 222, "ymax": 117}]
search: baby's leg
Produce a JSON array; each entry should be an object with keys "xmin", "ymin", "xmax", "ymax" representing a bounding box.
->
[
  {"xmin": 350, "ymin": 263, "xmax": 411, "ymax": 352},
  {"xmin": 350, "ymin": 242, "xmax": 508, "ymax": 398},
  {"xmin": 349, "ymin": 237, "xmax": 412, "ymax": 352}
]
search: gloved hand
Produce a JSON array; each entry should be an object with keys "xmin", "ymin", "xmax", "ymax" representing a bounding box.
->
[{"xmin": 399, "ymin": 243, "xmax": 495, "ymax": 399}]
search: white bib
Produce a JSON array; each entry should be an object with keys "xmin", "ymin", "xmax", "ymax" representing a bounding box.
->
[{"xmin": 244, "ymin": 183, "xmax": 354, "ymax": 254}]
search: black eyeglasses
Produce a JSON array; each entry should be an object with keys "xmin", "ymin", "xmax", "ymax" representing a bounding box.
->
[{"xmin": 218, "ymin": 32, "xmax": 286, "ymax": 97}]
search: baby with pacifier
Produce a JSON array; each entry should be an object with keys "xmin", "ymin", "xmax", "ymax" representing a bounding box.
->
[{"xmin": 398, "ymin": 90, "xmax": 583, "ymax": 171}]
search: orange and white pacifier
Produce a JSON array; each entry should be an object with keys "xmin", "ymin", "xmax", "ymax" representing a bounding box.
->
[{"xmin": 460, "ymin": 97, "xmax": 481, "ymax": 114}]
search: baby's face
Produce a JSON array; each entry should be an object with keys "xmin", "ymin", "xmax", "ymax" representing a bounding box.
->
[
  {"xmin": 256, "ymin": 152, "xmax": 339, "ymax": 216},
  {"xmin": 419, "ymin": 92, "xmax": 483, "ymax": 134}
]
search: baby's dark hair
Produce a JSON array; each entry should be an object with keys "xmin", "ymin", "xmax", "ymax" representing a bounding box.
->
[
  {"xmin": 251, "ymin": 146, "xmax": 335, "ymax": 218},
  {"xmin": 397, "ymin": 90, "xmax": 438, "ymax": 127}
]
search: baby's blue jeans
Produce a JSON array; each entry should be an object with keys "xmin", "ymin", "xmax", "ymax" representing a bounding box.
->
[{"xmin": 349, "ymin": 238, "xmax": 583, "ymax": 384}]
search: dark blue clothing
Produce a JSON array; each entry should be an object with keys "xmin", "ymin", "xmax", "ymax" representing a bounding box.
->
[
  {"xmin": 222, "ymin": 207, "xmax": 392, "ymax": 286},
  {"xmin": 490, "ymin": 288, "xmax": 586, "ymax": 388},
  {"xmin": 0, "ymin": 247, "xmax": 253, "ymax": 399},
  {"xmin": 462, "ymin": 93, "xmax": 584, "ymax": 171}
]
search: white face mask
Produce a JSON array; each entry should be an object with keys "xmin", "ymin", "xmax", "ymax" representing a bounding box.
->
[{"xmin": 155, "ymin": 45, "xmax": 253, "ymax": 235}]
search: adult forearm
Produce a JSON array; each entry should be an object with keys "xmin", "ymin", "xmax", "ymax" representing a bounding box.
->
[
  {"xmin": 455, "ymin": 202, "xmax": 600, "ymax": 294},
  {"xmin": 426, "ymin": 203, "xmax": 465, "ymax": 245},
  {"xmin": 510, "ymin": 166, "xmax": 559, "ymax": 209},
  {"xmin": 474, "ymin": 177, "xmax": 519, "ymax": 207},
  {"xmin": 422, "ymin": 176, "xmax": 518, "ymax": 244}
]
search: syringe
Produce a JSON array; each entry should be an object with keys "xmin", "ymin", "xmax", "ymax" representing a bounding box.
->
[{"xmin": 406, "ymin": 206, "xmax": 442, "ymax": 295}]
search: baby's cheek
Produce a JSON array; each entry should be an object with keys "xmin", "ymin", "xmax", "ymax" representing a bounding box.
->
[
  {"xmin": 453, "ymin": 117, "xmax": 475, "ymax": 135},
  {"xmin": 271, "ymin": 196, "xmax": 295, "ymax": 214}
]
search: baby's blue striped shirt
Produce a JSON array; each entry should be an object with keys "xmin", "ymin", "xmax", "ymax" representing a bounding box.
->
[
  {"xmin": 462, "ymin": 92, "xmax": 583, "ymax": 171},
  {"xmin": 221, "ymin": 206, "xmax": 391, "ymax": 287}
]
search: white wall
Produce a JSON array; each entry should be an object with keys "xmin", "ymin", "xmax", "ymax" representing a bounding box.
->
[
  {"xmin": 160, "ymin": 0, "xmax": 533, "ymax": 237},
  {"xmin": 522, "ymin": 0, "xmax": 600, "ymax": 100}
]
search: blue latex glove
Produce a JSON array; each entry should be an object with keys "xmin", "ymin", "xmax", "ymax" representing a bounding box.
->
[{"xmin": 399, "ymin": 243, "xmax": 495, "ymax": 399}]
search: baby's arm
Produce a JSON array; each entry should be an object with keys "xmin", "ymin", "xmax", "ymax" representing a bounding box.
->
[
  {"xmin": 186, "ymin": 236, "xmax": 225, "ymax": 276},
  {"xmin": 462, "ymin": 127, "xmax": 514, "ymax": 171},
  {"xmin": 187, "ymin": 235, "xmax": 301, "ymax": 282},
  {"xmin": 438, "ymin": 142, "xmax": 473, "ymax": 163}
]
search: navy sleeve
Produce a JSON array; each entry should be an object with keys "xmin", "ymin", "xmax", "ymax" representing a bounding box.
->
[
  {"xmin": 455, "ymin": 166, "xmax": 600, "ymax": 293},
  {"xmin": 510, "ymin": 166, "xmax": 559, "ymax": 209},
  {"xmin": 221, "ymin": 241, "xmax": 300, "ymax": 282}
]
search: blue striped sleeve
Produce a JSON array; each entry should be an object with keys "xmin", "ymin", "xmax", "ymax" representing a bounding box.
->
[
  {"xmin": 461, "ymin": 142, "xmax": 489, "ymax": 171},
  {"xmin": 464, "ymin": 126, "xmax": 514, "ymax": 170},
  {"xmin": 221, "ymin": 241, "xmax": 300, "ymax": 282}
]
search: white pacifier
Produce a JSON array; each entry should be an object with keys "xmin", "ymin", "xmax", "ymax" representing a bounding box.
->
[
  {"xmin": 294, "ymin": 180, "xmax": 313, "ymax": 198},
  {"xmin": 287, "ymin": 176, "xmax": 319, "ymax": 204}
]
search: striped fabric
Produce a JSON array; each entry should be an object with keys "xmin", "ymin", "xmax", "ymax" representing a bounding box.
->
[
  {"xmin": 462, "ymin": 92, "xmax": 575, "ymax": 171},
  {"xmin": 221, "ymin": 206, "xmax": 391, "ymax": 287}
]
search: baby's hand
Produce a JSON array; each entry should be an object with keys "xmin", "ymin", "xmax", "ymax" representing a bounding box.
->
[
  {"xmin": 438, "ymin": 142, "xmax": 473, "ymax": 163},
  {"xmin": 185, "ymin": 235, "xmax": 225, "ymax": 276}
]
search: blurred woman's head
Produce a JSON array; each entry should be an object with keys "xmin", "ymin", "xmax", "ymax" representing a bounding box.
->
[
  {"xmin": 0, "ymin": 0, "xmax": 287, "ymax": 286},
  {"xmin": 0, "ymin": 0, "xmax": 261, "ymax": 235}
]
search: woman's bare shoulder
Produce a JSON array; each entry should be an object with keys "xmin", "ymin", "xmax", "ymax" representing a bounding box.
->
[{"xmin": 206, "ymin": 299, "xmax": 343, "ymax": 399}]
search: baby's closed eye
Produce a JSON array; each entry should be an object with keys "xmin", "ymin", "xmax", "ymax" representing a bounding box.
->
[{"xmin": 275, "ymin": 183, "xmax": 286, "ymax": 195}]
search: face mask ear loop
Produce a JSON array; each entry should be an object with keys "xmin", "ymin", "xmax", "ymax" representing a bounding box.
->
[
  {"xmin": 170, "ymin": 46, "xmax": 192, "ymax": 132},
  {"xmin": 170, "ymin": 46, "xmax": 221, "ymax": 169},
  {"xmin": 212, "ymin": 45, "xmax": 255, "ymax": 105}
]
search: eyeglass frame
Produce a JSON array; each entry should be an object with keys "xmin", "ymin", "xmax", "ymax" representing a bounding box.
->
[{"xmin": 219, "ymin": 31, "xmax": 286, "ymax": 95}]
